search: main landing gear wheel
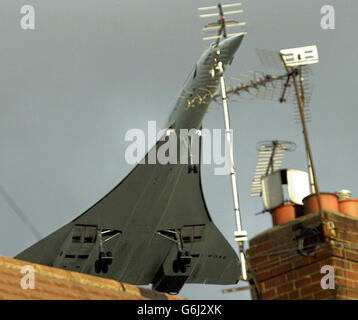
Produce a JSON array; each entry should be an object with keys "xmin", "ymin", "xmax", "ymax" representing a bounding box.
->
[
  {"xmin": 179, "ymin": 262, "xmax": 187, "ymax": 273},
  {"xmin": 106, "ymin": 251, "xmax": 113, "ymax": 265},
  {"xmin": 172, "ymin": 259, "xmax": 187, "ymax": 274},
  {"xmin": 94, "ymin": 251, "xmax": 113, "ymax": 274},
  {"xmin": 101, "ymin": 262, "xmax": 109, "ymax": 274},
  {"xmin": 95, "ymin": 260, "xmax": 101, "ymax": 274},
  {"xmin": 172, "ymin": 251, "xmax": 191, "ymax": 274}
]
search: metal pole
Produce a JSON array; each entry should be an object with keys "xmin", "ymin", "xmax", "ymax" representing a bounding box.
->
[
  {"xmin": 279, "ymin": 52, "xmax": 322, "ymax": 213},
  {"xmin": 307, "ymin": 152, "xmax": 316, "ymax": 193},
  {"xmin": 265, "ymin": 141, "xmax": 278, "ymax": 176},
  {"xmin": 217, "ymin": 59, "xmax": 248, "ymax": 281},
  {"xmin": 290, "ymin": 67, "xmax": 322, "ymax": 213},
  {"xmin": 298, "ymin": 66, "xmax": 315, "ymax": 193}
]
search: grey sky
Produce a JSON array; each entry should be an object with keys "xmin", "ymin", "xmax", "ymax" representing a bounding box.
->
[{"xmin": 0, "ymin": 0, "xmax": 357, "ymax": 299}]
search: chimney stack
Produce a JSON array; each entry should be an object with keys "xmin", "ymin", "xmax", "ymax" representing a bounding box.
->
[{"xmin": 248, "ymin": 206, "xmax": 358, "ymax": 300}]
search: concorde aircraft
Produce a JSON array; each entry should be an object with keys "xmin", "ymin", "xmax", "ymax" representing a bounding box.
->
[{"xmin": 17, "ymin": 33, "xmax": 245, "ymax": 294}]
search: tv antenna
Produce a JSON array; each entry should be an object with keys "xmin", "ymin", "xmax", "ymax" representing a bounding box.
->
[
  {"xmin": 198, "ymin": 2, "xmax": 248, "ymax": 280},
  {"xmin": 182, "ymin": 70, "xmax": 305, "ymax": 113},
  {"xmin": 250, "ymin": 140, "xmax": 296, "ymax": 198},
  {"xmin": 221, "ymin": 46, "xmax": 323, "ymax": 295},
  {"xmin": 199, "ymin": 2, "xmax": 246, "ymax": 44},
  {"xmin": 220, "ymin": 45, "xmax": 322, "ymax": 210}
]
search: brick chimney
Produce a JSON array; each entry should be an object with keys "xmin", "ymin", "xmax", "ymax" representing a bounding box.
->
[{"xmin": 247, "ymin": 209, "xmax": 358, "ymax": 300}]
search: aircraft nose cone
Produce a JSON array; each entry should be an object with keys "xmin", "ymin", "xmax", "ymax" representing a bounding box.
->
[
  {"xmin": 219, "ymin": 32, "xmax": 245, "ymax": 52},
  {"xmin": 218, "ymin": 32, "xmax": 246, "ymax": 63}
]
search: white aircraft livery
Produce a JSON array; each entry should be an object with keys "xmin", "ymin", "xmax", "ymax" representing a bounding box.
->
[{"xmin": 17, "ymin": 33, "xmax": 245, "ymax": 294}]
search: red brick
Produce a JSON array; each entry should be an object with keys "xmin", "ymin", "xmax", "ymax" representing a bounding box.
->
[
  {"xmin": 351, "ymin": 262, "xmax": 358, "ymax": 272},
  {"xmin": 249, "ymin": 234, "xmax": 270, "ymax": 246},
  {"xmin": 288, "ymin": 290, "xmax": 299, "ymax": 300},
  {"xmin": 314, "ymin": 289, "xmax": 336, "ymax": 300},
  {"xmin": 337, "ymin": 232, "xmax": 358, "ymax": 243},
  {"xmin": 346, "ymin": 251, "xmax": 358, "ymax": 262},
  {"xmin": 295, "ymin": 276, "xmax": 311, "ymax": 288},
  {"xmin": 331, "ymin": 247, "xmax": 345, "ymax": 258},
  {"xmin": 345, "ymin": 289, "xmax": 358, "ymax": 299},
  {"xmin": 259, "ymin": 282, "xmax": 265, "ymax": 292},
  {"xmin": 254, "ymin": 270, "xmax": 271, "ymax": 282},
  {"xmin": 262, "ymin": 288, "xmax": 276, "ymax": 300},
  {"xmin": 332, "ymin": 257, "xmax": 351, "ymax": 269},
  {"xmin": 270, "ymin": 262, "xmax": 293, "ymax": 277},
  {"xmin": 310, "ymin": 271, "xmax": 326, "ymax": 283},
  {"xmin": 335, "ymin": 267, "xmax": 349, "ymax": 278},
  {"xmin": 286, "ymin": 270, "xmax": 298, "ymax": 281},
  {"xmin": 291, "ymin": 256, "xmax": 315, "ymax": 269},
  {"xmin": 300, "ymin": 282, "xmax": 323, "ymax": 298},
  {"xmin": 336, "ymin": 277, "xmax": 349, "ymax": 287},
  {"xmin": 277, "ymin": 282, "xmax": 294, "ymax": 295},
  {"xmin": 265, "ymin": 274, "xmax": 287, "ymax": 289},
  {"xmin": 255, "ymin": 241, "xmax": 278, "ymax": 254},
  {"xmin": 249, "ymin": 211, "xmax": 358, "ymax": 300},
  {"xmin": 335, "ymin": 223, "xmax": 358, "ymax": 234},
  {"xmin": 314, "ymin": 246, "xmax": 333, "ymax": 259},
  {"xmin": 250, "ymin": 255, "xmax": 269, "ymax": 267},
  {"xmin": 275, "ymin": 293, "xmax": 289, "ymax": 300},
  {"xmin": 336, "ymin": 285, "xmax": 349, "ymax": 297},
  {"xmin": 296, "ymin": 262, "xmax": 324, "ymax": 278},
  {"xmin": 347, "ymin": 271, "xmax": 358, "ymax": 281},
  {"xmin": 346, "ymin": 280, "xmax": 357, "ymax": 289}
]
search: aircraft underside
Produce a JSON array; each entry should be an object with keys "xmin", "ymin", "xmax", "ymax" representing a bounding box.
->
[{"xmin": 17, "ymin": 135, "xmax": 241, "ymax": 294}]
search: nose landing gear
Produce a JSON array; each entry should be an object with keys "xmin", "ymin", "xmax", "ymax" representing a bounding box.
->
[{"xmin": 188, "ymin": 164, "xmax": 198, "ymax": 174}]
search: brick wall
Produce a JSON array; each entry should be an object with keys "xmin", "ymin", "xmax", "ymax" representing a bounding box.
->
[
  {"xmin": 0, "ymin": 255, "xmax": 183, "ymax": 300},
  {"xmin": 247, "ymin": 211, "xmax": 358, "ymax": 300}
]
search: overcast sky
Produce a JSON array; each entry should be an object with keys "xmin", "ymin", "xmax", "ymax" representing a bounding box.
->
[{"xmin": 0, "ymin": 0, "xmax": 357, "ymax": 300}]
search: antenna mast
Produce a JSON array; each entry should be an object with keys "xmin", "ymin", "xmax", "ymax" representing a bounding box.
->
[
  {"xmin": 199, "ymin": 2, "xmax": 248, "ymax": 280},
  {"xmin": 279, "ymin": 46, "xmax": 322, "ymax": 212}
]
